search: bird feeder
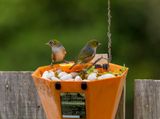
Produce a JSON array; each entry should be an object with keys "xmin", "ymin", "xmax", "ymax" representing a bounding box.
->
[
  {"xmin": 32, "ymin": 56, "xmax": 128, "ymax": 119},
  {"xmin": 32, "ymin": 0, "xmax": 128, "ymax": 118}
]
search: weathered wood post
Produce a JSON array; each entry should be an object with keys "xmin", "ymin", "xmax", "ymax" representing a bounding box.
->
[
  {"xmin": 134, "ymin": 80, "xmax": 160, "ymax": 119},
  {"xmin": 0, "ymin": 72, "xmax": 46, "ymax": 119}
]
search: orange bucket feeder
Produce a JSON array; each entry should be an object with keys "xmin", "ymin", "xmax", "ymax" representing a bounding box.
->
[{"xmin": 32, "ymin": 63, "xmax": 128, "ymax": 119}]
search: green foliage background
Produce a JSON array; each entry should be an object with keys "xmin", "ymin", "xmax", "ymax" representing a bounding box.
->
[{"xmin": 0, "ymin": 0, "xmax": 160, "ymax": 118}]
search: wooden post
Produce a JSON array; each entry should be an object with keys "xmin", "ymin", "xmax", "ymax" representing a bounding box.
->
[
  {"xmin": 134, "ymin": 80, "xmax": 160, "ymax": 119},
  {"xmin": 0, "ymin": 72, "xmax": 125, "ymax": 119},
  {"xmin": 0, "ymin": 72, "xmax": 46, "ymax": 119}
]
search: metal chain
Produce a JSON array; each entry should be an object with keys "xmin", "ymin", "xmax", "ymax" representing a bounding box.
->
[{"xmin": 107, "ymin": 0, "xmax": 112, "ymax": 63}]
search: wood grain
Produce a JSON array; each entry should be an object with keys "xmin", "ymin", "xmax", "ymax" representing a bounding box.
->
[
  {"xmin": 91, "ymin": 54, "xmax": 108, "ymax": 64},
  {"xmin": 0, "ymin": 71, "xmax": 46, "ymax": 119},
  {"xmin": 134, "ymin": 80, "xmax": 160, "ymax": 119},
  {"xmin": 0, "ymin": 71, "xmax": 125, "ymax": 119}
]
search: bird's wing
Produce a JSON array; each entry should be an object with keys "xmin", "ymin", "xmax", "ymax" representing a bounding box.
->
[{"xmin": 78, "ymin": 46, "xmax": 95, "ymax": 63}]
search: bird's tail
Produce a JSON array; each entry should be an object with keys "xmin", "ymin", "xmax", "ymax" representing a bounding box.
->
[{"xmin": 69, "ymin": 63, "xmax": 77, "ymax": 70}]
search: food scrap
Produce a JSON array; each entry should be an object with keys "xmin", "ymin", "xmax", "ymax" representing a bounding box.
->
[{"xmin": 41, "ymin": 63, "xmax": 127, "ymax": 81}]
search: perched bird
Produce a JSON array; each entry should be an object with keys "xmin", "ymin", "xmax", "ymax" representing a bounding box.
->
[
  {"xmin": 70, "ymin": 40, "xmax": 101, "ymax": 69},
  {"xmin": 46, "ymin": 40, "xmax": 67, "ymax": 65}
]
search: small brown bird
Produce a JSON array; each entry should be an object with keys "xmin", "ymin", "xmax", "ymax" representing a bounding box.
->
[
  {"xmin": 46, "ymin": 40, "xmax": 67, "ymax": 65},
  {"xmin": 70, "ymin": 40, "xmax": 101, "ymax": 69}
]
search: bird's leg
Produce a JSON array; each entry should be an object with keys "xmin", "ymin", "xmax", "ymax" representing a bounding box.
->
[
  {"xmin": 51, "ymin": 60, "xmax": 55, "ymax": 67},
  {"xmin": 53, "ymin": 60, "xmax": 70, "ymax": 64}
]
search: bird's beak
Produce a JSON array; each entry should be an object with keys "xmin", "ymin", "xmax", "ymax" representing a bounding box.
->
[{"xmin": 98, "ymin": 43, "xmax": 101, "ymax": 46}]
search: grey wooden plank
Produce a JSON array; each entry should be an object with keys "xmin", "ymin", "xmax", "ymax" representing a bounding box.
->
[
  {"xmin": 134, "ymin": 80, "xmax": 160, "ymax": 119},
  {"xmin": 0, "ymin": 72, "xmax": 46, "ymax": 119}
]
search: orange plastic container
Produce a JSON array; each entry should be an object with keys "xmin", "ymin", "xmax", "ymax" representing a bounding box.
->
[{"xmin": 32, "ymin": 63, "xmax": 128, "ymax": 119}]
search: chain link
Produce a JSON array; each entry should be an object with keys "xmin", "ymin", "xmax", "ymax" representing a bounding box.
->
[{"xmin": 107, "ymin": 0, "xmax": 112, "ymax": 63}]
